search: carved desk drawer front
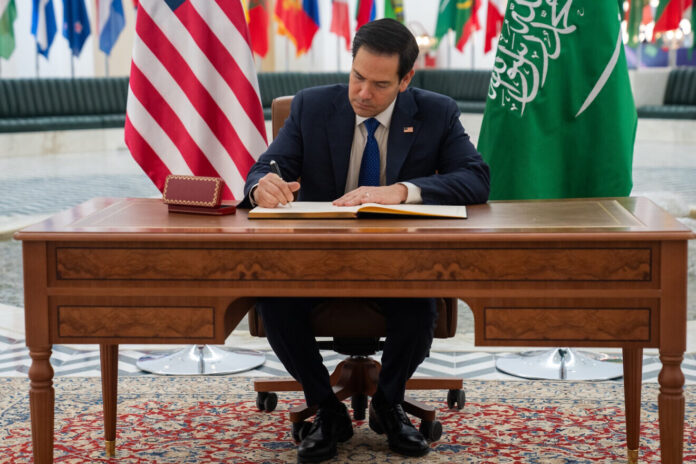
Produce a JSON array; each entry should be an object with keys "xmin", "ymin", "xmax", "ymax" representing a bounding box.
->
[
  {"xmin": 56, "ymin": 305, "xmax": 215, "ymax": 339},
  {"xmin": 482, "ymin": 304, "xmax": 655, "ymax": 344},
  {"xmin": 54, "ymin": 245, "xmax": 652, "ymax": 282}
]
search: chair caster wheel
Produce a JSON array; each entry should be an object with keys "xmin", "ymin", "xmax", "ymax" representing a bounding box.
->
[
  {"xmin": 351, "ymin": 394, "xmax": 367, "ymax": 420},
  {"xmin": 256, "ymin": 392, "xmax": 278, "ymax": 412},
  {"xmin": 419, "ymin": 419, "xmax": 442, "ymax": 442},
  {"xmin": 447, "ymin": 389, "xmax": 465, "ymax": 410},
  {"xmin": 292, "ymin": 420, "xmax": 312, "ymax": 442}
]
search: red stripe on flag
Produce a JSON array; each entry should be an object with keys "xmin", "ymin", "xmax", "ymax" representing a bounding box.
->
[
  {"xmin": 331, "ymin": 1, "xmax": 351, "ymax": 50},
  {"xmin": 124, "ymin": 116, "xmax": 172, "ymax": 194},
  {"xmin": 456, "ymin": 0, "xmax": 482, "ymax": 52},
  {"xmin": 484, "ymin": 1, "xmax": 504, "ymax": 54},
  {"xmin": 654, "ymin": 0, "xmax": 692, "ymax": 33},
  {"xmin": 275, "ymin": 0, "xmax": 320, "ymax": 55},
  {"xmin": 129, "ymin": 63, "xmax": 235, "ymax": 199},
  {"xmin": 213, "ymin": 0, "xmax": 253, "ymax": 47},
  {"xmin": 248, "ymin": 3, "xmax": 269, "ymax": 57},
  {"xmin": 136, "ymin": 8, "xmax": 257, "ymax": 179},
  {"xmin": 356, "ymin": 0, "xmax": 374, "ymax": 30},
  {"xmin": 173, "ymin": 1, "xmax": 266, "ymax": 139}
]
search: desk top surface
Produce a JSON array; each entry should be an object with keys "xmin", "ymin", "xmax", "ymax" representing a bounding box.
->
[{"xmin": 14, "ymin": 197, "xmax": 695, "ymax": 242}]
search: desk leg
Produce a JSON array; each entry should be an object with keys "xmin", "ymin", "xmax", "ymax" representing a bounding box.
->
[
  {"xmin": 658, "ymin": 240, "xmax": 686, "ymax": 464},
  {"xmin": 29, "ymin": 345, "xmax": 54, "ymax": 464},
  {"xmin": 622, "ymin": 347, "xmax": 642, "ymax": 464},
  {"xmin": 100, "ymin": 344, "xmax": 119, "ymax": 458},
  {"xmin": 658, "ymin": 352, "xmax": 684, "ymax": 464}
]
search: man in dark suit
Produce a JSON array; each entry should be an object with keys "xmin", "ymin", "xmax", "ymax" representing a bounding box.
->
[{"xmin": 244, "ymin": 18, "xmax": 489, "ymax": 463}]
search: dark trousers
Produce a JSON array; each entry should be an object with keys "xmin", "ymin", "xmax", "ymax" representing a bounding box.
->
[{"xmin": 257, "ymin": 297, "xmax": 438, "ymax": 407}]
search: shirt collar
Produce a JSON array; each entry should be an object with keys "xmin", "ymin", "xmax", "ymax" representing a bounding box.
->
[{"xmin": 355, "ymin": 97, "xmax": 397, "ymax": 130}]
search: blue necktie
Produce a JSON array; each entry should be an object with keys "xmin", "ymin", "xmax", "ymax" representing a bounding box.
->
[{"xmin": 358, "ymin": 118, "xmax": 380, "ymax": 187}]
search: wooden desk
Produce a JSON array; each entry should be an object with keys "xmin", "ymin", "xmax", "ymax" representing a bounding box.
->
[{"xmin": 15, "ymin": 197, "xmax": 694, "ymax": 463}]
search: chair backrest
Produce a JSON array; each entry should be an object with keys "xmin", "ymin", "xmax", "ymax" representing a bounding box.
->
[{"xmin": 271, "ymin": 96, "xmax": 294, "ymax": 139}]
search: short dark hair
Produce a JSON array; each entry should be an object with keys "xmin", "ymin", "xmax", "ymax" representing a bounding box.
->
[{"xmin": 352, "ymin": 18, "xmax": 419, "ymax": 81}]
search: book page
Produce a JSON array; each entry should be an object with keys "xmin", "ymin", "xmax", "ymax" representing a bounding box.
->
[
  {"xmin": 249, "ymin": 202, "xmax": 467, "ymax": 219},
  {"xmin": 357, "ymin": 203, "xmax": 467, "ymax": 218},
  {"xmin": 248, "ymin": 202, "xmax": 361, "ymax": 218}
]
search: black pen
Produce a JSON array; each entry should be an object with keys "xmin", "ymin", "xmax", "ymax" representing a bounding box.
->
[{"xmin": 269, "ymin": 160, "xmax": 283, "ymax": 180}]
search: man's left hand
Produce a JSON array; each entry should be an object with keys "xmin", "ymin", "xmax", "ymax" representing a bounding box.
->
[{"xmin": 333, "ymin": 184, "xmax": 408, "ymax": 206}]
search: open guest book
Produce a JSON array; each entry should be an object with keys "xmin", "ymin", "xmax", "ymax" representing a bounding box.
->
[{"xmin": 248, "ymin": 201, "xmax": 467, "ymax": 219}]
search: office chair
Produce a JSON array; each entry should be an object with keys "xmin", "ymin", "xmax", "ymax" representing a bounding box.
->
[{"xmin": 248, "ymin": 95, "xmax": 465, "ymax": 443}]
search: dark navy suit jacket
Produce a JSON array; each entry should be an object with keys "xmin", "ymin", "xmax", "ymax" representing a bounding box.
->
[{"xmin": 242, "ymin": 84, "xmax": 490, "ymax": 206}]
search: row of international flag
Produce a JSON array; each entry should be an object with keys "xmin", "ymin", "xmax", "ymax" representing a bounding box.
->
[
  {"xmin": 0, "ymin": 0, "xmax": 132, "ymax": 60},
  {"xmin": 244, "ymin": 0, "xmax": 695, "ymax": 59},
  {"xmin": 249, "ymin": 0, "xmax": 508, "ymax": 57},
  {"xmin": 624, "ymin": 0, "xmax": 694, "ymax": 45}
]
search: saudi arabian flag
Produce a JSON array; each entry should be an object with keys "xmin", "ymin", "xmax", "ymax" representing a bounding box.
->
[
  {"xmin": 477, "ymin": 0, "xmax": 636, "ymax": 200},
  {"xmin": 0, "ymin": 0, "xmax": 17, "ymax": 59}
]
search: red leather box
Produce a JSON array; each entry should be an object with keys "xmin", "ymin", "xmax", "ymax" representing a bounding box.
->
[
  {"xmin": 163, "ymin": 175, "xmax": 223, "ymax": 207},
  {"xmin": 162, "ymin": 175, "xmax": 236, "ymax": 215}
]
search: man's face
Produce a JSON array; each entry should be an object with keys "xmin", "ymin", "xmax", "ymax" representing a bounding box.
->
[{"xmin": 348, "ymin": 47, "xmax": 414, "ymax": 118}]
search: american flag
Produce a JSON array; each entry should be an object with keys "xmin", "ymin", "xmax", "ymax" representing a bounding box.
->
[{"xmin": 125, "ymin": 0, "xmax": 267, "ymax": 202}]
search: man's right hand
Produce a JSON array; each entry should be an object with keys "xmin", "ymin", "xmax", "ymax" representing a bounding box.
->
[{"xmin": 252, "ymin": 173, "xmax": 301, "ymax": 208}]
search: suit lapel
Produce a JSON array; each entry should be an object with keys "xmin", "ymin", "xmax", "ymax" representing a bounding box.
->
[
  {"xmin": 327, "ymin": 91, "xmax": 355, "ymax": 196},
  {"xmin": 386, "ymin": 89, "xmax": 420, "ymax": 185}
]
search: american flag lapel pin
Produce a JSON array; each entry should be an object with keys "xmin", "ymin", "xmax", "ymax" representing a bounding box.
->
[{"xmin": 403, "ymin": 126, "xmax": 414, "ymax": 133}]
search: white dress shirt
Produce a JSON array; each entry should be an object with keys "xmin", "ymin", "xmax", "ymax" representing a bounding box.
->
[{"xmin": 345, "ymin": 98, "xmax": 422, "ymax": 203}]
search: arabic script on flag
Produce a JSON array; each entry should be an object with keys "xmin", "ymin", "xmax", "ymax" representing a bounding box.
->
[{"xmin": 489, "ymin": 0, "xmax": 578, "ymax": 116}]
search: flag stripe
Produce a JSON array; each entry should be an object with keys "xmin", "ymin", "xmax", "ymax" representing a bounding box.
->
[
  {"xmin": 142, "ymin": 0, "xmax": 265, "ymax": 165},
  {"xmin": 654, "ymin": 0, "xmax": 692, "ymax": 33},
  {"xmin": 126, "ymin": 89, "xmax": 192, "ymax": 178},
  {"xmin": 130, "ymin": 25, "xmax": 246, "ymax": 199},
  {"xmin": 330, "ymin": 0, "xmax": 350, "ymax": 50},
  {"xmin": 187, "ymin": 0, "xmax": 266, "ymax": 139},
  {"xmin": 129, "ymin": 63, "xmax": 235, "ymax": 198},
  {"xmin": 484, "ymin": 0, "xmax": 504, "ymax": 54},
  {"xmin": 97, "ymin": 0, "xmax": 126, "ymax": 55},
  {"xmin": 575, "ymin": 29, "xmax": 623, "ymax": 117},
  {"xmin": 212, "ymin": 0, "xmax": 251, "ymax": 47},
  {"xmin": 246, "ymin": 0, "xmax": 269, "ymax": 57},
  {"xmin": 124, "ymin": 116, "xmax": 176, "ymax": 193},
  {"xmin": 135, "ymin": 3, "xmax": 256, "ymax": 188},
  {"xmin": 356, "ymin": 0, "xmax": 375, "ymax": 29},
  {"xmin": 125, "ymin": 0, "xmax": 266, "ymax": 202},
  {"xmin": 36, "ymin": 0, "xmax": 51, "ymax": 50}
]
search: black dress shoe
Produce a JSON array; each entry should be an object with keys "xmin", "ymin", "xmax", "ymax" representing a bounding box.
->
[
  {"xmin": 297, "ymin": 403, "xmax": 353, "ymax": 463},
  {"xmin": 368, "ymin": 397, "xmax": 430, "ymax": 457}
]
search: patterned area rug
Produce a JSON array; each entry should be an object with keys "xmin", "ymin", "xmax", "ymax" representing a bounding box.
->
[{"xmin": 1, "ymin": 377, "xmax": 694, "ymax": 463}]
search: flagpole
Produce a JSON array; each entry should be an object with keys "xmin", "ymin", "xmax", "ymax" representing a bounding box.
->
[
  {"xmin": 447, "ymin": 31, "xmax": 452, "ymax": 69},
  {"xmin": 105, "ymin": 55, "xmax": 109, "ymax": 77},
  {"xmin": 70, "ymin": 55, "xmax": 75, "ymax": 78},
  {"xmin": 470, "ymin": 32, "xmax": 476, "ymax": 69},
  {"xmin": 336, "ymin": 38, "xmax": 341, "ymax": 71},
  {"xmin": 285, "ymin": 38, "xmax": 289, "ymax": 71},
  {"xmin": 35, "ymin": 50, "xmax": 39, "ymax": 77}
]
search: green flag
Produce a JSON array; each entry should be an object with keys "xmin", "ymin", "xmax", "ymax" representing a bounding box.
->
[
  {"xmin": 434, "ymin": 0, "xmax": 473, "ymax": 47},
  {"xmin": 692, "ymin": 3, "xmax": 695, "ymax": 50},
  {"xmin": 384, "ymin": 0, "xmax": 404, "ymax": 23},
  {"xmin": 0, "ymin": 0, "xmax": 17, "ymax": 59},
  {"xmin": 477, "ymin": 0, "xmax": 636, "ymax": 200},
  {"xmin": 627, "ymin": 0, "xmax": 647, "ymax": 46}
]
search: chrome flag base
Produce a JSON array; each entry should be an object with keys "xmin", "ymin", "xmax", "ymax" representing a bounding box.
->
[
  {"xmin": 495, "ymin": 348, "xmax": 623, "ymax": 380},
  {"xmin": 137, "ymin": 345, "xmax": 265, "ymax": 375}
]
